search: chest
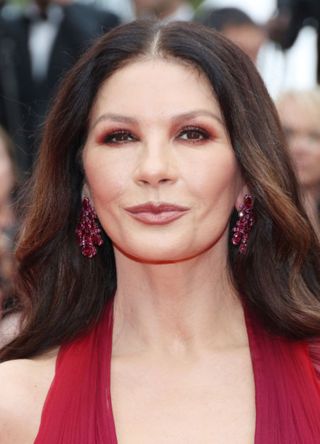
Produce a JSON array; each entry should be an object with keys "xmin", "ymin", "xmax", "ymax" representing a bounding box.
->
[{"xmin": 111, "ymin": 347, "xmax": 255, "ymax": 444}]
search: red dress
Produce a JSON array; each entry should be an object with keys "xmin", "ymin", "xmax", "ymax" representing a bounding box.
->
[{"xmin": 35, "ymin": 299, "xmax": 320, "ymax": 443}]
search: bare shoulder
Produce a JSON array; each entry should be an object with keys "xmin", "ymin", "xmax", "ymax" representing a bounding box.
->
[{"xmin": 0, "ymin": 350, "xmax": 58, "ymax": 444}]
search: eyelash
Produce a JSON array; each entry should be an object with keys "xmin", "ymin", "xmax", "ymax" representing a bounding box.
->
[
  {"xmin": 102, "ymin": 130, "xmax": 137, "ymax": 144},
  {"xmin": 177, "ymin": 126, "xmax": 211, "ymax": 143},
  {"xmin": 100, "ymin": 126, "xmax": 211, "ymax": 145}
]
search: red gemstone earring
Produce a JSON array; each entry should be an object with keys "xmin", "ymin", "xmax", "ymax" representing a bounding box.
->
[
  {"xmin": 76, "ymin": 197, "xmax": 103, "ymax": 258},
  {"xmin": 231, "ymin": 194, "xmax": 255, "ymax": 254}
]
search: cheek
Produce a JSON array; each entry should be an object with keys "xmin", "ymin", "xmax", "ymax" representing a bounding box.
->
[
  {"xmin": 309, "ymin": 153, "xmax": 320, "ymax": 181},
  {"xmin": 0, "ymin": 161, "xmax": 14, "ymax": 197},
  {"xmin": 310, "ymin": 147, "xmax": 320, "ymax": 163},
  {"xmin": 302, "ymin": 147, "xmax": 320, "ymax": 171},
  {"xmin": 84, "ymin": 153, "xmax": 128, "ymax": 206},
  {"xmin": 187, "ymin": 151, "xmax": 240, "ymax": 206}
]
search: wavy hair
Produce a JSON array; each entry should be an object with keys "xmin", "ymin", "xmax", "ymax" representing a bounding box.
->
[{"xmin": 1, "ymin": 20, "xmax": 320, "ymax": 360}]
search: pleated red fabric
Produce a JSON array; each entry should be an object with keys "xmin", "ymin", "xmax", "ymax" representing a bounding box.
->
[
  {"xmin": 245, "ymin": 311, "xmax": 320, "ymax": 443},
  {"xmin": 35, "ymin": 299, "xmax": 320, "ymax": 443},
  {"xmin": 35, "ymin": 299, "xmax": 117, "ymax": 443}
]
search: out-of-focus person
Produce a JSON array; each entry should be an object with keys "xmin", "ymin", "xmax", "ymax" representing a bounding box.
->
[
  {"xmin": 0, "ymin": 126, "xmax": 18, "ymax": 258},
  {"xmin": 0, "ymin": 127, "xmax": 17, "ymax": 233},
  {"xmin": 0, "ymin": 126, "xmax": 20, "ymax": 347},
  {"xmin": 277, "ymin": 89, "xmax": 320, "ymax": 232},
  {"xmin": 196, "ymin": 7, "xmax": 266, "ymax": 63},
  {"xmin": 268, "ymin": 0, "xmax": 320, "ymax": 82},
  {"xmin": 133, "ymin": 0, "xmax": 194, "ymax": 22},
  {"xmin": 0, "ymin": 0, "xmax": 120, "ymax": 177}
]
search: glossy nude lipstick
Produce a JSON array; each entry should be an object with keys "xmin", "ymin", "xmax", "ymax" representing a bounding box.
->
[{"xmin": 125, "ymin": 202, "xmax": 189, "ymax": 225}]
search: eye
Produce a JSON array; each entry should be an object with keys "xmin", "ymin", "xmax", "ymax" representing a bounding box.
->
[
  {"xmin": 178, "ymin": 126, "xmax": 210, "ymax": 143},
  {"xmin": 307, "ymin": 131, "xmax": 320, "ymax": 143},
  {"xmin": 102, "ymin": 130, "xmax": 137, "ymax": 145},
  {"xmin": 283, "ymin": 127, "xmax": 295, "ymax": 140}
]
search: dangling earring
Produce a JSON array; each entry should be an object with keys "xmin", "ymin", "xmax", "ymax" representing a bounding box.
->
[
  {"xmin": 76, "ymin": 197, "xmax": 103, "ymax": 258},
  {"xmin": 231, "ymin": 194, "xmax": 254, "ymax": 254}
]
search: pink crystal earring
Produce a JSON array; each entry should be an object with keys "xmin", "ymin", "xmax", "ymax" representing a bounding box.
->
[
  {"xmin": 231, "ymin": 194, "xmax": 255, "ymax": 254},
  {"xmin": 76, "ymin": 197, "xmax": 103, "ymax": 258}
]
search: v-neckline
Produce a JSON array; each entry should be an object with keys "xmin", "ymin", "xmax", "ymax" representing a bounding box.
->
[
  {"xmin": 243, "ymin": 305, "xmax": 263, "ymax": 444},
  {"xmin": 104, "ymin": 301, "xmax": 260, "ymax": 444}
]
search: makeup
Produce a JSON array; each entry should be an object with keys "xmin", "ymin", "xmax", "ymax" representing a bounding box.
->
[{"xmin": 125, "ymin": 202, "xmax": 189, "ymax": 225}]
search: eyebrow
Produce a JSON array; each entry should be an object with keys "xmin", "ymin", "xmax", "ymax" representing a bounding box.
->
[{"xmin": 90, "ymin": 110, "xmax": 224, "ymax": 130}]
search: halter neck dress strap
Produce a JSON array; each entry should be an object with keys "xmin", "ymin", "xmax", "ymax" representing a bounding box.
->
[
  {"xmin": 35, "ymin": 300, "xmax": 320, "ymax": 443},
  {"xmin": 245, "ymin": 308, "xmax": 320, "ymax": 443},
  {"xmin": 34, "ymin": 299, "xmax": 117, "ymax": 443}
]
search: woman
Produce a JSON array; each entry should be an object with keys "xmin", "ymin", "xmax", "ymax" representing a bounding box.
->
[
  {"xmin": 0, "ymin": 126, "xmax": 17, "ymax": 274},
  {"xmin": 0, "ymin": 126, "xmax": 20, "ymax": 345},
  {"xmin": 277, "ymin": 89, "xmax": 320, "ymax": 232},
  {"xmin": 0, "ymin": 20, "xmax": 320, "ymax": 443},
  {"xmin": 196, "ymin": 7, "xmax": 266, "ymax": 64}
]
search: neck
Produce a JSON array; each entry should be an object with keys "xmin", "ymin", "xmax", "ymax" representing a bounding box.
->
[{"xmin": 112, "ymin": 246, "xmax": 246, "ymax": 357}]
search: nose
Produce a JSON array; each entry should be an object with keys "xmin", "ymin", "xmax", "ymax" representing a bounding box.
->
[{"xmin": 134, "ymin": 139, "xmax": 178, "ymax": 187}]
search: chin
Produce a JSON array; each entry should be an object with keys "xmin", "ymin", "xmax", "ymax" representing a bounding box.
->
[
  {"xmin": 113, "ymin": 240, "xmax": 218, "ymax": 265},
  {"xmin": 115, "ymin": 245, "xmax": 187, "ymax": 264}
]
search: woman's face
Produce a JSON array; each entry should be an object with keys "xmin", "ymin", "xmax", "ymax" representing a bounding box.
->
[
  {"xmin": 83, "ymin": 58, "xmax": 245, "ymax": 263},
  {"xmin": 0, "ymin": 138, "xmax": 14, "ymax": 207},
  {"xmin": 277, "ymin": 96, "xmax": 320, "ymax": 191}
]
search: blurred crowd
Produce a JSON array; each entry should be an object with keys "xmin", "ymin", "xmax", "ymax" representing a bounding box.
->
[{"xmin": 0, "ymin": 0, "xmax": 320, "ymax": 341}]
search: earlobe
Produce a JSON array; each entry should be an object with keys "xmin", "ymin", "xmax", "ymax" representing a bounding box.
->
[
  {"xmin": 82, "ymin": 183, "xmax": 91, "ymax": 200},
  {"xmin": 235, "ymin": 184, "xmax": 250, "ymax": 211}
]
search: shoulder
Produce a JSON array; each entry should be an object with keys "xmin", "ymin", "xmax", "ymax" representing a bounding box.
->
[
  {"xmin": 0, "ymin": 352, "xmax": 57, "ymax": 444},
  {"xmin": 98, "ymin": 9, "xmax": 121, "ymax": 29},
  {"xmin": 0, "ymin": 5, "xmax": 24, "ymax": 28}
]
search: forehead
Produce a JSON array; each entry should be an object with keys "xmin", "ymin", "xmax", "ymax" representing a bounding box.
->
[
  {"xmin": 89, "ymin": 58, "xmax": 223, "ymax": 122},
  {"xmin": 134, "ymin": 0, "xmax": 169, "ymax": 6}
]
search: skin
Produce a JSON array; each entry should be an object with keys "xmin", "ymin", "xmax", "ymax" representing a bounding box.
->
[
  {"xmin": 222, "ymin": 25, "xmax": 266, "ymax": 64},
  {"xmin": 133, "ymin": 0, "xmax": 183, "ymax": 19},
  {"xmin": 0, "ymin": 136, "xmax": 15, "ymax": 325},
  {"xmin": 277, "ymin": 95, "xmax": 320, "ymax": 231},
  {"xmin": 0, "ymin": 137, "xmax": 14, "ymax": 228},
  {"xmin": 0, "ymin": 58, "xmax": 255, "ymax": 443},
  {"xmin": 0, "ymin": 136, "xmax": 15, "ymax": 318}
]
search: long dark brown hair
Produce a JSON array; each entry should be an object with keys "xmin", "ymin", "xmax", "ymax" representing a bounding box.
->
[{"xmin": 1, "ymin": 20, "xmax": 320, "ymax": 360}]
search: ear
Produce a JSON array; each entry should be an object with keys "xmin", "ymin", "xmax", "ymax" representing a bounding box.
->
[{"xmin": 235, "ymin": 183, "xmax": 250, "ymax": 211}]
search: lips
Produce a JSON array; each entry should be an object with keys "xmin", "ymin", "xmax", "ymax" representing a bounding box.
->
[{"xmin": 125, "ymin": 202, "xmax": 189, "ymax": 225}]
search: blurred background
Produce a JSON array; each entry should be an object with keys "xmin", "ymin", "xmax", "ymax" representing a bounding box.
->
[
  {"xmin": 98, "ymin": 0, "xmax": 318, "ymax": 96},
  {"xmin": 0, "ymin": 0, "xmax": 320, "ymax": 336}
]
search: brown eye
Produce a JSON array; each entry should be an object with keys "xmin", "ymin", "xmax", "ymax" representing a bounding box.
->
[
  {"xmin": 283, "ymin": 127, "xmax": 295, "ymax": 140},
  {"xmin": 103, "ymin": 130, "xmax": 137, "ymax": 144},
  {"xmin": 178, "ymin": 127, "xmax": 209, "ymax": 142},
  {"xmin": 307, "ymin": 131, "xmax": 320, "ymax": 144}
]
